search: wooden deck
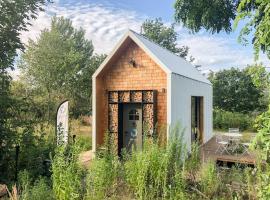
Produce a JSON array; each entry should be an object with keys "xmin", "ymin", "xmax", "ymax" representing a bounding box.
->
[{"xmin": 201, "ymin": 136, "xmax": 257, "ymax": 165}]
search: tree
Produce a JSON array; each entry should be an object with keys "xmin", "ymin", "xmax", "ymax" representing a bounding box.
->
[
  {"xmin": 19, "ymin": 16, "xmax": 104, "ymax": 120},
  {"xmin": 245, "ymin": 64, "xmax": 270, "ymax": 90},
  {"xmin": 0, "ymin": 0, "xmax": 48, "ymax": 182},
  {"xmin": 174, "ymin": 0, "xmax": 270, "ymax": 59},
  {"xmin": 141, "ymin": 18, "xmax": 191, "ymax": 60},
  {"xmin": 209, "ymin": 67, "xmax": 265, "ymax": 113},
  {"xmin": 0, "ymin": 0, "xmax": 48, "ymax": 70}
]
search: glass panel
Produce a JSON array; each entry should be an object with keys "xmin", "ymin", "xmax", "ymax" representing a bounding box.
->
[{"xmin": 129, "ymin": 109, "xmax": 139, "ymax": 121}]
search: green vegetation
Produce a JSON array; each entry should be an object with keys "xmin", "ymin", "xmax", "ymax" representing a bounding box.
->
[
  {"xmin": 19, "ymin": 16, "xmax": 105, "ymax": 120},
  {"xmin": 2, "ymin": 0, "xmax": 270, "ymax": 199},
  {"xmin": 209, "ymin": 65, "xmax": 270, "ymax": 132},
  {"xmin": 174, "ymin": 0, "xmax": 270, "ymax": 59},
  {"xmin": 209, "ymin": 66, "xmax": 268, "ymax": 113},
  {"xmin": 213, "ymin": 109, "xmax": 255, "ymax": 131},
  {"xmin": 141, "ymin": 18, "xmax": 192, "ymax": 60},
  {"xmin": 52, "ymin": 145, "xmax": 85, "ymax": 200}
]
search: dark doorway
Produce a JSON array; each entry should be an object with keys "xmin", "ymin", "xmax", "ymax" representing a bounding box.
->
[{"xmin": 191, "ymin": 96, "xmax": 203, "ymax": 144}]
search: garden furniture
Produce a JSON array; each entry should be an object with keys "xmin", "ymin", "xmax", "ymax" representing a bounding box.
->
[{"xmin": 215, "ymin": 134, "xmax": 230, "ymax": 154}]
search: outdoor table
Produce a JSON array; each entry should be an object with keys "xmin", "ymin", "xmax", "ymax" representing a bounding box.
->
[
  {"xmin": 223, "ymin": 133, "xmax": 242, "ymax": 138},
  {"xmin": 222, "ymin": 133, "xmax": 243, "ymax": 154}
]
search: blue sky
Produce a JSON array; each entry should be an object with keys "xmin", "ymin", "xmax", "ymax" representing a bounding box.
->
[{"xmin": 18, "ymin": 0, "xmax": 269, "ymax": 75}]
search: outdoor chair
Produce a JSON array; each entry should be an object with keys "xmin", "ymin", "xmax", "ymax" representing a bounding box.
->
[
  {"xmin": 241, "ymin": 134, "xmax": 256, "ymax": 155},
  {"xmin": 215, "ymin": 134, "xmax": 229, "ymax": 155},
  {"xmin": 230, "ymin": 137, "xmax": 241, "ymax": 154},
  {"xmin": 228, "ymin": 128, "xmax": 241, "ymax": 154},
  {"xmin": 229, "ymin": 128, "xmax": 240, "ymax": 133}
]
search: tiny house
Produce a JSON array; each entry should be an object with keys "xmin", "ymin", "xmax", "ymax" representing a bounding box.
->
[{"xmin": 92, "ymin": 30, "xmax": 212, "ymax": 154}]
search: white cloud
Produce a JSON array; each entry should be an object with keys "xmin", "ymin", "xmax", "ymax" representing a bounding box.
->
[
  {"xmin": 18, "ymin": 1, "xmax": 270, "ymax": 75},
  {"xmin": 20, "ymin": 2, "xmax": 145, "ymax": 54},
  {"xmin": 178, "ymin": 35, "xmax": 270, "ymax": 71}
]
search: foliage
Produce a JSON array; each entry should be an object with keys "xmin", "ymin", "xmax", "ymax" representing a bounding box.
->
[
  {"xmin": 51, "ymin": 144, "xmax": 85, "ymax": 200},
  {"xmin": 209, "ymin": 67, "xmax": 265, "ymax": 113},
  {"xmin": 199, "ymin": 161, "xmax": 220, "ymax": 198},
  {"xmin": 245, "ymin": 64, "xmax": 270, "ymax": 109},
  {"xmin": 124, "ymin": 125, "xmax": 186, "ymax": 200},
  {"xmin": 18, "ymin": 170, "xmax": 54, "ymax": 200},
  {"xmin": 213, "ymin": 108, "xmax": 255, "ymax": 131},
  {"xmin": 182, "ymin": 142, "xmax": 200, "ymax": 183},
  {"xmin": 254, "ymin": 105, "xmax": 270, "ymax": 162},
  {"xmin": 141, "ymin": 18, "xmax": 191, "ymax": 60},
  {"xmin": 86, "ymin": 133, "xmax": 120, "ymax": 199},
  {"xmin": 245, "ymin": 64, "xmax": 270, "ymax": 90},
  {"xmin": 19, "ymin": 16, "xmax": 105, "ymax": 120},
  {"xmin": 0, "ymin": 0, "xmax": 47, "ymax": 70},
  {"xmin": 0, "ymin": 0, "xmax": 48, "ymax": 184},
  {"xmin": 17, "ymin": 124, "xmax": 55, "ymax": 179},
  {"xmin": 1, "ymin": 88, "xmax": 56, "ymax": 182},
  {"xmin": 257, "ymin": 163, "xmax": 270, "ymax": 199},
  {"xmin": 174, "ymin": 0, "xmax": 270, "ymax": 60},
  {"xmin": 235, "ymin": 0, "xmax": 270, "ymax": 59}
]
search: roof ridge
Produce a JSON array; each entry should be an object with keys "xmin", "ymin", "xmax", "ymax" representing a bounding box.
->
[
  {"xmin": 129, "ymin": 29, "xmax": 204, "ymax": 76},
  {"xmin": 129, "ymin": 29, "xmax": 185, "ymax": 59}
]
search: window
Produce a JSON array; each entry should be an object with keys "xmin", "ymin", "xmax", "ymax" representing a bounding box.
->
[{"xmin": 129, "ymin": 109, "xmax": 139, "ymax": 120}]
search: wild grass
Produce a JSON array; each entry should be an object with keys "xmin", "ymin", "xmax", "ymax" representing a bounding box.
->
[
  {"xmin": 18, "ymin": 170, "xmax": 54, "ymax": 200},
  {"xmin": 51, "ymin": 144, "xmax": 85, "ymax": 200},
  {"xmin": 9, "ymin": 123, "xmax": 270, "ymax": 200},
  {"xmin": 86, "ymin": 133, "xmax": 120, "ymax": 200}
]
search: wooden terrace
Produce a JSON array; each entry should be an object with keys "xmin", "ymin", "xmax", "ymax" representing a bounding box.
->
[{"xmin": 200, "ymin": 136, "xmax": 257, "ymax": 165}]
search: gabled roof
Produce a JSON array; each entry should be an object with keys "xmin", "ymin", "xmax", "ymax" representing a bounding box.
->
[{"xmin": 93, "ymin": 29, "xmax": 211, "ymax": 84}]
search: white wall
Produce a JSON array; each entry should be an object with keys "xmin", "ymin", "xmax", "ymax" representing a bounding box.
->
[{"xmin": 169, "ymin": 73, "xmax": 213, "ymax": 151}]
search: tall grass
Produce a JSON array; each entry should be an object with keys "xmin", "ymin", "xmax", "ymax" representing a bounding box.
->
[
  {"xmin": 18, "ymin": 170, "xmax": 54, "ymax": 200},
  {"xmin": 51, "ymin": 143, "xmax": 85, "ymax": 200},
  {"xmin": 124, "ymin": 124, "xmax": 186, "ymax": 200},
  {"xmin": 198, "ymin": 161, "xmax": 220, "ymax": 198},
  {"xmin": 86, "ymin": 132, "xmax": 121, "ymax": 200}
]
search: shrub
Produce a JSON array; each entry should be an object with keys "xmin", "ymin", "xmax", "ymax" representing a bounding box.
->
[
  {"xmin": 18, "ymin": 170, "xmax": 54, "ymax": 200},
  {"xmin": 213, "ymin": 108, "xmax": 255, "ymax": 131},
  {"xmin": 51, "ymin": 144, "xmax": 85, "ymax": 200},
  {"xmin": 16, "ymin": 123, "xmax": 56, "ymax": 180}
]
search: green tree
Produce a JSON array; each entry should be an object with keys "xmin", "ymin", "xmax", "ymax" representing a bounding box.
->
[
  {"xmin": 19, "ymin": 16, "xmax": 104, "ymax": 120},
  {"xmin": 0, "ymin": 0, "xmax": 47, "ymax": 70},
  {"xmin": 141, "ymin": 18, "xmax": 191, "ymax": 60},
  {"xmin": 0, "ymin": 0, "xmax": 48, "ymax": 182},
  {"xmin": 245, "ymin": 64, "xmax": 270, "ymax": 89},
  {"xmin": 174, "ymin": 0, "xmax": 270, "ymax": 59},
  {"xmin": 209, "ymin": 67, "xmax": 265, "ymax": 113}
]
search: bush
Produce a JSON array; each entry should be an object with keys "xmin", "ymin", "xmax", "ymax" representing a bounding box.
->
[
  {"xmin": 17, "ymin": 123, "xmax": 56, "ymax": 180},
  {"xmin": 213, "ymin": 108, "xmax": 255, "ymax": 131},
  {"xmin": 18, "ymin": 170, "xmax": 54, "ymax": 200}
]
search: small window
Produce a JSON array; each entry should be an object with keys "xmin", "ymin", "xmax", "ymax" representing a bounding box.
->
[{"xmin": 129, "ymin": 109, "xmax": 139, "ymax": 120}]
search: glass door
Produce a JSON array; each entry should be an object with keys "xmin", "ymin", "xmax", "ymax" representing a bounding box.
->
[{"xmin": 191, "ymin": 97, "xmax": 203, "ymax": 144}]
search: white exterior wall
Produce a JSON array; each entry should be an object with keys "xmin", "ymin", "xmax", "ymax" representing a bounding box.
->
[{"xmin": 169, "ymin": 73, "xmax": 213, "ymax": 151}]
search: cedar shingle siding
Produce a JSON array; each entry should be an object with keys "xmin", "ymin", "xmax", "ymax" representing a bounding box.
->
[{"xmin": 95, "ymin": 41, "xmax": 167, "ymax": 147}]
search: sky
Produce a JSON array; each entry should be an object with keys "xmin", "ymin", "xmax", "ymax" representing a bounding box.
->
[{"xmin": 18, "ymin": 0, "xmax": 270, "ymax": 76}]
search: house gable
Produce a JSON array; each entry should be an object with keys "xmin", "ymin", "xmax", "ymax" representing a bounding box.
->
[{"xmin": 94, "ymin": 39, "xmax": 167, "ymax": 148}]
